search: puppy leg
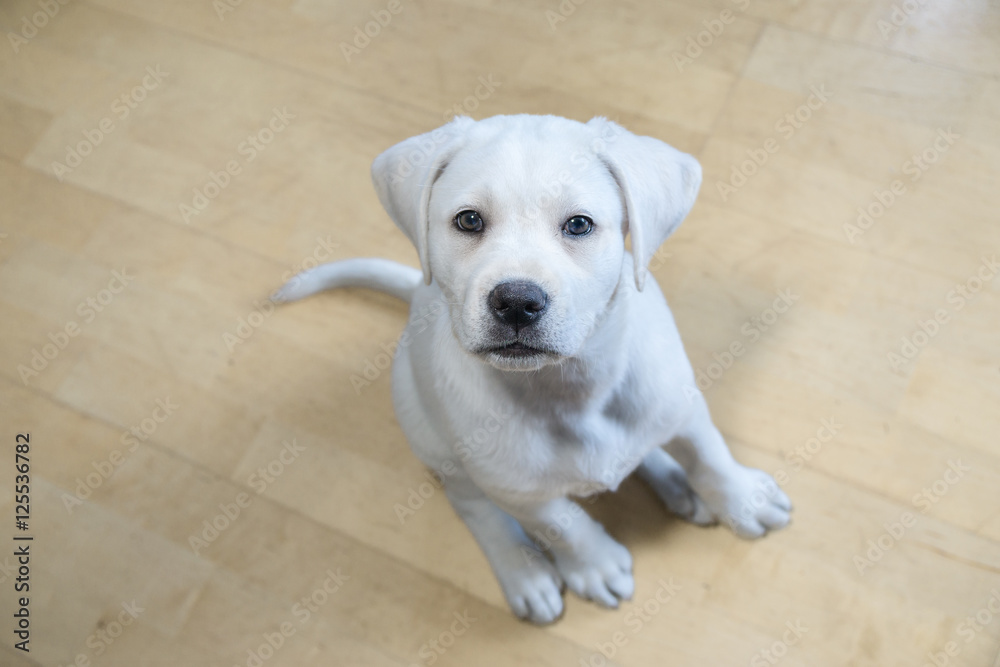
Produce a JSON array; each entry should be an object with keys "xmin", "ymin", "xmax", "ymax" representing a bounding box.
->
[
  {"xmin": 638, "ymin": 448, "xmax": 714, "ymax": 525},
  {"xmin": 665, "ymin": 395, "xmax": 793, "ymax": 539},
  {"xmin": 443, "ymin": 474, "xmax": 565, "ymax": 624},
  {"xmin": 499, "ymin": 497, "xmax": 634, "ymax": 609}
]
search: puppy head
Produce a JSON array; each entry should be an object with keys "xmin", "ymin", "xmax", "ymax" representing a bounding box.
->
[{"xmin": 372, "ymin": 115, "xmax": 701, "ymax": 371}]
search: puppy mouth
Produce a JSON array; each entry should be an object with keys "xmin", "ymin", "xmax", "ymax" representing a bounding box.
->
[
  {"xmin": 472, "ymin": 340, "xmax": 559, "ymax": 369},
  {"xmin": 486, "ymin": 341, "xmax": 551, "ymax": 358}
]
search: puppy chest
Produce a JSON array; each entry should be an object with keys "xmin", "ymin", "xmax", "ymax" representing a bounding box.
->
[{"xmin": 464, "ymin": 414, "xmax": 655, "ymax": 498}]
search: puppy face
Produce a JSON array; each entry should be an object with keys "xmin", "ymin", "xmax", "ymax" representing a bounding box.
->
[
  {"xmin": 372, "ymin": 115, "xmax": 702, "ymax": 372},
  {"xmin": 426, "ymin": 122, "xmax": 626, "ymax": 370}
]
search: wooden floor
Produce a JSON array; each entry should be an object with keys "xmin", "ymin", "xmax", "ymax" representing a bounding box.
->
[{"xmin": 1, "ymin": 0, "xmax": 999, "ymax": 665}]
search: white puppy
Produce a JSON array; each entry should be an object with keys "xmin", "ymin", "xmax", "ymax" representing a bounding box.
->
[{"xmin": 276, "ymin": 115, "xmax": 791, "ymax": 624}]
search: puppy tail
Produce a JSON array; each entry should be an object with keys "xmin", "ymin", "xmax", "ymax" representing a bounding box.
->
[{"xmin": 273, "ymin": 258, "xmax": 422, "ymax": 304}]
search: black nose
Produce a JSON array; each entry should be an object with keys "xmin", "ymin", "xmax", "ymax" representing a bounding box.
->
[{"xmin": 488, "ymin": 281, "xmax": 548, "ymax": 329}]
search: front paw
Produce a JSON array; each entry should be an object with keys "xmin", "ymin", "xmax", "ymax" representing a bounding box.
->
[
  {"xmin": 496, "ymin": 551, "xmax": 565, "ymax": 625},
  {"xmin": 696, "ymin": 465, "xmax": 793, "ymax": 539},
  {"xmin": 550, "ymin": 526, "xmax": 634, "ymax": 608}
]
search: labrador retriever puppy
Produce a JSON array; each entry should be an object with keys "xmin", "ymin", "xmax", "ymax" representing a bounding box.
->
[{"xmin": 276, "ymin": 114, "xmax": 791, "ymax": 624}]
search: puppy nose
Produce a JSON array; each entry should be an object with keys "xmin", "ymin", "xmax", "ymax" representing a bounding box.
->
[{"xmin": 488, "ymin": 281, "xmax": 548, "ymax": 328}]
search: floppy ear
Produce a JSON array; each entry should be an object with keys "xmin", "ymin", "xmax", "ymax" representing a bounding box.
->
[
  {"xmin": 588, "ymin": 118, "xmax": 702, "ymax": 291},
  {"xmin": 371, "ymin": 117, "xmax": 473, "ymax": 284}
]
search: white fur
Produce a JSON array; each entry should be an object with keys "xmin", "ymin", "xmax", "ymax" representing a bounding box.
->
[{"xmin": 279, "ymin": 115, "xmax": 791, "ymax": 624}]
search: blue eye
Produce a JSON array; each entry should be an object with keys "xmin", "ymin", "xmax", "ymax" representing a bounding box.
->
[
  {"xmin": 563, "ymin": 215, "xmax": 593, "ymax": 236},
  {"xmin": 455, "ymin": 210, "xmax": 484, "ymax": 232}
]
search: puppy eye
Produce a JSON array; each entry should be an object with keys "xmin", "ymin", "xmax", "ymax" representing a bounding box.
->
[
  {"xmin": 562, "ymin": 215, "xmax": 593, "ymax": 236},
  {"xmin": 455, "ymin": 210, "xmax": 484, "ymax": 232}
]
